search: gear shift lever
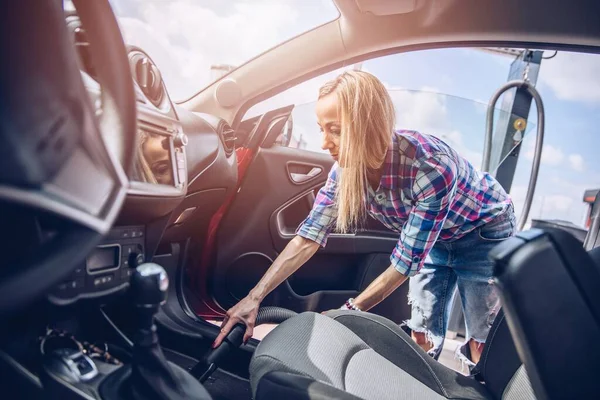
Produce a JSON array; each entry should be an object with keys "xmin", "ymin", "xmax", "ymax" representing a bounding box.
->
[
  {"xmin": 131, "ymin": 263, "xmax": 169, "ymax": 305},
  {"xmin": 131, "ymin": 263, "xmax": 168, "ymax": 342},
  {"xmin": 128, "ymin": 263, "xmax": 210, "ymax": 400}
]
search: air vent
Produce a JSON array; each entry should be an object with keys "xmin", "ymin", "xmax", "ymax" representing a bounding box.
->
[
  {"xmin": 128, "ymin": 49, "xmax": 165, "ymax": 108},
  {"xmin": 218, "ymin": 121, "xmax": 236, "ymax": 155},
  {"xmin": 67, "ymin": 18, "xmax": 97, "ymax": 80}
]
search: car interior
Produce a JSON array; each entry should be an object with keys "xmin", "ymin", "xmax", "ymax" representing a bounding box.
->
[{"xmin": 1, "ymin": 0, "xmax": 599, "ymax": 399}]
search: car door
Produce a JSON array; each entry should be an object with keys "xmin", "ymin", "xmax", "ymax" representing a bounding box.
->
[{"xmin": 206, "ymin": 102, "xmax": 410, "ymax": 324}]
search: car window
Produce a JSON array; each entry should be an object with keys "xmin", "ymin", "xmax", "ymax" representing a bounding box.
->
[
  {"xmin": 246, "ymin": 48, "xmax": 600, "ymax": 229},
  {"xmin": 266, "ymin": 89, "xmax": 532, "ymax": 167}
]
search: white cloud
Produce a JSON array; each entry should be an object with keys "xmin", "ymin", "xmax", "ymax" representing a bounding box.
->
[
  {"xmin": 540, "ymin": 145, "xmax": 564, "ymax": 165},
  {"xmin": 538, "ymin": 52, "xmax": 600, "ymax": 105},
  {"xmin": 525, "ymin": 141, "xmax": 564, "ymax": 166},
  {"xmin": 510, "ymin": 183, "xmax": 587, "ymax": 229},
  {"xmin": 112, "ymin": 0, "xmax": 326, "ymax": 100},
  {"xmin": 524, "ymin": 141, "xmax": 587, "ymax": 172},
  {"xmin": 568, "ymin": 154, "xmax": 585, "ymax": 172},
  {"xmin": 389, "ymin": 88, "xmax": 483, "ymax": 166},
  {"xmin": 549, "ymin": 177, "xmax": 594, "ymax": 200},
  {"xmin": 543, "ymin": 195, "xmax": 574, "ymax": 212},
  {"xmin": 391, "ymin": 88, "xmax": 448, "ymax": 132}
]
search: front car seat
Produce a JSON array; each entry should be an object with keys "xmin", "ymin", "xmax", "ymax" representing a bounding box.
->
[
  {"xmin": 250, "ymin": 308, "xmax": 532, "ymax": 400},
  {"xmin": 490, "ymin": 228, "xmax": 600, "ymax": 399}
]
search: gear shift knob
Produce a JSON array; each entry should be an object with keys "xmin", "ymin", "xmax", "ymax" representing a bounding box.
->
[
  {"xmin": 126, "ymin": 262, "xmax": 211, "ymax": 400},
  {"xmin": 131, "ymin": 263, "xmax": 169, "ymax": 308}
]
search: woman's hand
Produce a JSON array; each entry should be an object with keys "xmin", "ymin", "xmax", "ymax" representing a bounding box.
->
[
  {"xmin": 212, "ymin": 296, "xmax": 260, "ymax": 348},
  {"xmin": 212, "ymin": 236, "xmax": 319, "ymax": 348}
]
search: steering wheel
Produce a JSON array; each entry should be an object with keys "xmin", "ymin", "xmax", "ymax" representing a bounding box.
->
[{"xmin": 0, "ymin": 0, "xmax": 136, "ymax": 316}]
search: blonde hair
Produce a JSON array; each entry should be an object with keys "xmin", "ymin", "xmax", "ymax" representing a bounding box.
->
[
  {"xmin": 134, "ymin": 131, "xmax": 158, "ymax": 184},
  {"xmin": 319, "ymin": 71, "xmax": 395, "ymax": 233}
]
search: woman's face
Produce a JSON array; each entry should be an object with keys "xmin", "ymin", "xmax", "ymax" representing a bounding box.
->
[
  {"xmin": 316, "ymin": 93, "xmax": 341, "ymax": 162},
  {"xmin": 142, "ymin": 134, "xmax": 173, "ymax": 185}
]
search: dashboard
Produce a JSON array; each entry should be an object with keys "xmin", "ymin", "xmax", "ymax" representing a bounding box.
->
[{"xmin": 50, "ymin": 13, "xmax": 238, "ymax": 305}]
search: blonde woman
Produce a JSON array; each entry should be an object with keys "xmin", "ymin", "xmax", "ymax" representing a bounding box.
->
[
  {"xmin": 214, "ymin": 71, "xmax": 515, "ymax": 368},
  {"xmin": 133, "ymin": 131, "xmax": 174, "ymax": 186}
]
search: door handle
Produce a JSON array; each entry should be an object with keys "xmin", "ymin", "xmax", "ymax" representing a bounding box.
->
[{"xmin": 289, "ymin": 167, "xmax": 322, "ymax": 184}]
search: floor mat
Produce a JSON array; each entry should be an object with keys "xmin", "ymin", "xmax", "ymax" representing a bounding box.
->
[{"xmin": 203, "ymin": 368, "xmax": 252, "ymax": 400}]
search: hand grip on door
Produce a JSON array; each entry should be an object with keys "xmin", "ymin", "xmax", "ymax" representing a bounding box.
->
[{"xmin": 289, "ymin": 166, "xmax": 322, "ymax": 184}]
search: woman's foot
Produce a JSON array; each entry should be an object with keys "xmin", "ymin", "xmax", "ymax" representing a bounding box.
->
[
  {"xmin": 468, "ymin": 339, "xmax": 485, "ymax": 364},
  {"xmin": 411, "ymin": 331, "xmax": 433, "ymax": 353}
]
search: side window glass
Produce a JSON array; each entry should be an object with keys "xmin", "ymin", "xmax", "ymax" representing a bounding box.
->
[
  {"xmin": 284, "ymin": 101, "xmax": 327, "ymax": 154},
  {"xmin": 245, "ymin": 66, "xmax": 354, "ymax": 154},
  {"xmin": 246, "ymin": 48, "xmax": 600, "ymax": 231}
]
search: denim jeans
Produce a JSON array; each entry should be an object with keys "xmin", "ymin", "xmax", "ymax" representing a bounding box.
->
[{"xmin": 404, "ymin": 206, "xmax": 517, "ymax": 365}]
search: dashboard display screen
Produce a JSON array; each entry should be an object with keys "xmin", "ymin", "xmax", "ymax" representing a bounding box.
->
[
  {"xmin": 86, "ymin": 246, "xmax": 120, "ymax": 272},
  {"xmin": 131, "ymin": 130, "xmax": 175, "ymax": 186}
]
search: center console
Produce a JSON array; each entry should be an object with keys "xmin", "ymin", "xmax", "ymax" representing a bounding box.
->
[
  {"xmin": 49, "ymin": 226, "xmax": 146, "ymax": 306},
  {"xmin": 48, "ymin": 101, "xmax": 188, "ymax": 307},
  {"xmin": 41, "ymin": 263, "xmax": 211, "ymax": 400}
]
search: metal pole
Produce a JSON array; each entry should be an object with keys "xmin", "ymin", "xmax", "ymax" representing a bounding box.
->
[{"xmin": 482, "ymin": 80, "xmax": 545, "ymax": 231}]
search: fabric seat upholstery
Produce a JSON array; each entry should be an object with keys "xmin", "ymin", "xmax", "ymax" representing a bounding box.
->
[
  {"xmin": 490, "ymin": 229, "xmax": 600, "ymax": 399},
  {"xmin": 251, "ymin": 229, "xmax": 600, "ymax": 399},
  {"xmin": 250, "ymin": 311, "xmax": 534, "ymax": 400}
]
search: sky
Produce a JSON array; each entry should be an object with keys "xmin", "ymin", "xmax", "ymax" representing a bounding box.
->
[
  {"xmin": 106, "ymin": 0, "xmax": 340, "ymax": 100},
  {"xmin": 360, "ymin": 49, "xmax": 600, "ymax": 227},
  {"xmin": 104, "ymin": 0, "xmax": 600, "ymax": 228}
]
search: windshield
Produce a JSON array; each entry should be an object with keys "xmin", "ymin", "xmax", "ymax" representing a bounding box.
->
[{"xmin": 103, "ymin": 0, "xmax": 340, "ymax": 101}]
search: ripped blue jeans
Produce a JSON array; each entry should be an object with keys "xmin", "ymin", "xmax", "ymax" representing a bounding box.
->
[{"xmin": 405, "ymin": 207, "xmax": 516, "ymax": 366}]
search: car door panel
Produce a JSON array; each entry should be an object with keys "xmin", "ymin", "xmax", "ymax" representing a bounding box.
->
[
  {"xmin": 212, "ymin": 146, "xmax": 333, "ymax": 305},
  {"xmin": 211, "ymin": 141, "xmax": 411, "ymax": 323}
]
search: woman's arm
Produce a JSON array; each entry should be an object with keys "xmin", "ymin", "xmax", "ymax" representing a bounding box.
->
[
  {"xmin": 352, "ymin": 265, "xmax": 408, "ymax": 311},
  {"xmin": 249, "ymin": 235, "xmax": 320, "ymax": 302},
  {"xmin": 213, "ymin": 235, "xmax": 319, "ymax": 347},
  {"xmin": 215, "ymin": 166, "xmax": 339, "ymax": 346}
]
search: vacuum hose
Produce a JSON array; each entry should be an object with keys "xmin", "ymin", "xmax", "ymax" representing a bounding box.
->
[
  {"xmin": 256, "ymin": 306, "xmax": 298, "ymax": 325},
  {"xmin": 195, "ymin": 306, "xmax": 298, "ymax": 382}
]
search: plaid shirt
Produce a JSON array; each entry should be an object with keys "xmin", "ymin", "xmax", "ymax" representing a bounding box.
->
[{"xmin": 296, "ymin": 130, "xmax": 512, "ymax": 277}]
